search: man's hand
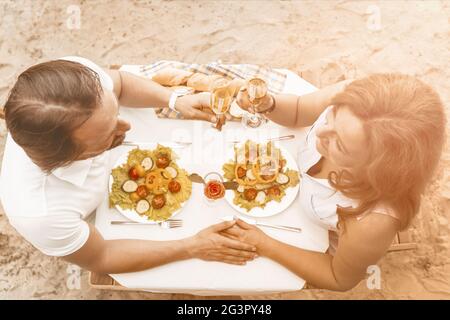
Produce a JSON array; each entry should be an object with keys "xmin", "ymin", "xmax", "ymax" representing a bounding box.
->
[
  {"xmin": 185, "ymin": 220, "xmax": 258, "ymax": 265},
  {"xmin": 64, "ymin": 220, "xmax": 258, "ymax": 274},
  {"xmin": 107, "ymin": 70, "xmax": 217, "ymax": 123},
  {"xmin": 175, "ymin": 93, "xmax": 217, "ymax": 123}
]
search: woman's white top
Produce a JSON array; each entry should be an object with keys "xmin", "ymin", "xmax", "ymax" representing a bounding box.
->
[{"xmin": 297, "ymin": 106, "xmax": 399, "ymax": 254}]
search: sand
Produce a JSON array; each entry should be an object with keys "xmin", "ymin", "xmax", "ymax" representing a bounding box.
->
[{"xmin": 0, "ymin": 0, "xmax": 449, "ymax": 299}]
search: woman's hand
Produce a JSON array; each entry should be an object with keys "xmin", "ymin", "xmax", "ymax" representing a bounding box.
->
[
  {"xmin": 221, "ymin": 219, "xmax": 272, "ymax": 256},
  {"xmin": 235, "ymin": 86, "xmax": 274, "ymax": 113},
  {"xmin": 185, "ymin": 220, "xmax": 258, "ymax": 265},
  {"xmin": 175, "ymin": 93, "xmax": 217, "ymax": 123}
]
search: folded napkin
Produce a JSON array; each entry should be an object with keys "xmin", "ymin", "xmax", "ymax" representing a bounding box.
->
[{"xmin": 137, "ymin": 60, "xmax": 287, "ymax": 121}]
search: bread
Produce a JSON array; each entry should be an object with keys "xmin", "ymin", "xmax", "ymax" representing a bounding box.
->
[
  {"xmin": 153, "ymin": 68, "xmax": 245, "ymax": 98},
  {"xmin": 187, "ymin": 73, "xmax": 225, "ymax": 92},
  {"xmin": 152, "ymin": 68, "xmax": 193, "ymax": 86}
]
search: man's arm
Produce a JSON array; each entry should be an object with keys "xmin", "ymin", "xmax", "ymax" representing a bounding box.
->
[
  {"xmin": 64, "ymin": 222, "xmax": 257, "ymax": 274},
  {"xmin": 64, "ymin": 224, "xmax": 189, "ymax": 274},
  {"xmin": 106, "ymin": 70, "xmax": 216, "ymax": 122},
  {"xmin": 107, "ymin": 69, "xmax": 172, "ymax": 108}
]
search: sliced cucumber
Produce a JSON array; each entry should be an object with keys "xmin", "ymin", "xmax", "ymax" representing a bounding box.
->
[
  {"xmin": 160, "ymin": 170, "xmax": 171, "ymax": 180},
  {"xmin": 141, "ymin": 157, "xmax": 153, "ymax": 171},
  {"xmin": 246, "ymin": 169, "xmax": 256, "ymax": 180},
  {"xmin": 136, "ymin": 199, "xmax": 150, "ymax": 214},
  {"xmin": 276, "ymin": 173, "xmax": 289, "ymax": 185},
  {"xmin": 255, "ymin": 191, "xmax": 266, "ymax": 204},
  {"xmin": 165, "ymin": 166, "xmax": 178, "ymax": 179},
  {"xmin": 122, "ymin": 180, "xmax": 138, "ymax": 193}
]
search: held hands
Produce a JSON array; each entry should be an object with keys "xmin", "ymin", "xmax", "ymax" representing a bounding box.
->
[
  {"xmin": 220, "ymin": 219, "xmax": 270, "ymax": 256},
  {"xmin": 186, "ymin": 220, "xmax": 258, "ymax": 265},
  {"xmin": 175, "ymin": 93, "xmax": 217, "ymax": 123}
]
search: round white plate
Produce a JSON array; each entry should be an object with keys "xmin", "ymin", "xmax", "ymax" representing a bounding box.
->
[
  {"xmin": 109, "ymin": 143, "xmax": 188, "ymax": 224},
  {"xmin": 224, "ymin": 144, "xmax": 300, "ymax": 218}
]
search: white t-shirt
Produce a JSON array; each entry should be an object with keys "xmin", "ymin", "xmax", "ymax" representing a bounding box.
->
[{"xmin": 0, "ymin": 56, "xmax": 114, "ymax": 257}]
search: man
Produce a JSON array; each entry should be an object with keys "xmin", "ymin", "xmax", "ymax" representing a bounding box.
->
[{"xmin": 0, "ymin": 56, "xmax": 256, "ymax": 274}]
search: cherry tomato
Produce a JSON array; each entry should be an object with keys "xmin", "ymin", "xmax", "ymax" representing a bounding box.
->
[
  {"xmin": 152, "ymin": 194, "xmax": 166, "ymax": 209},
  {"xmin": 128, "ymin": 167, "xmax": 139, "ymax": 180},
  {"xmin": 156, "ymin": 153, "xmax": 170, "ymax": 168},
  {"xmin": 237, "ymin": 166, "xmax": 246, "ymax": 179},
  {"xmin": 244, "ymin": 188, "xmax": 257, "ymax": 201},
  {"xmin": 136, "ymin": 185, "xmax": 148, "ymax": 198},
  {"xmin": 267, "ymin": 186, "xmax": 281, "ymax": 197},
  {"xmin": 168, "ymin": 180, "xmax": 181, "ymax": 193}
]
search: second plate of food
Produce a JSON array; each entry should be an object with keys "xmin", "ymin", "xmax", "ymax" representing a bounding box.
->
[
  {"xmin": 109, "ymin": 143, "xmax": 192, "ymax": 224},
  {"xmin": 223, "ymin": 140, "xmax": 300, "ymax": 218}
]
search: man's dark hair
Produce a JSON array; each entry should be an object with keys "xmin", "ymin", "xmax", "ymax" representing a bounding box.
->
[{"xmin": 3, "ymin": 60, "xmax": 103, "ymax": 173}]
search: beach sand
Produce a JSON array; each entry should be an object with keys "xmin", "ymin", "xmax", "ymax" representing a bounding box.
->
[{"xmin": 0, "ymin": 0, "xmax": 449, "ymax": 299}]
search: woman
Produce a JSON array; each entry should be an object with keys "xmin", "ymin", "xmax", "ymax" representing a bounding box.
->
[{"xmin": 224, "ymin": 74, "xmax": 446, "ymax": 291}]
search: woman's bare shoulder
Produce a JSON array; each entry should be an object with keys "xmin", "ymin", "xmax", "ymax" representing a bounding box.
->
[
  {"xmin": 337, "ymin": 210, "xmax": 398, "ymax": 254},
  {"xmin": 332, "ymin": 212, "xmax": 399, "ymax": 276}
]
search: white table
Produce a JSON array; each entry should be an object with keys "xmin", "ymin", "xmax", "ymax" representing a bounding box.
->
[{"xmin": 94, "ymin": 67, "xmax": 329, "ymax": 295}]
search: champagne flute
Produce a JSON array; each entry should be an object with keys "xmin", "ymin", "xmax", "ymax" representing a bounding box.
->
[
  {"xmin": 241, "ymin": 76, "xmax": 269, "ymax": 129},
  {"xmin": 210, "ymin": 78, "xmax": 234, "ymax": 130}
]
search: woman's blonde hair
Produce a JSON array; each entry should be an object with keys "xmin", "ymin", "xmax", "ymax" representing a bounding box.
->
[{"xmin": 329, "ymin": 74, "xmax": 446, "ymax": 230}]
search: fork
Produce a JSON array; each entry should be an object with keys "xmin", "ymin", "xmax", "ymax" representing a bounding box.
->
[{"xmin": 110, "ymin": 219, "xmax": 183, "ymax": 228}]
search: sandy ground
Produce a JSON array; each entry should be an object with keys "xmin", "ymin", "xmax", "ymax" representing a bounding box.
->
[{"xmin": 0, "ymin": 0, "xmax": 449, "ymax": 299}]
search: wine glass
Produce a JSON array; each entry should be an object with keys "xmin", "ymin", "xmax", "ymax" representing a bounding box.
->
[
  {"xmin": 241, "ymin": 76, "xmax": 269, "ymax": 129},
  {"xmin": 209, "ymin": 78, "xmax": 234, "ymax": 130}
]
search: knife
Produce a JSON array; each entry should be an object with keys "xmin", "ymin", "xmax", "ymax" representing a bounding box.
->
[
  {"xmin": 223, "ymin": 181, "xmax": 239, "ymax": 190},
  {"xmin": 222, "ymin": 215, "xmax": 302, "ymax": 233}
]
